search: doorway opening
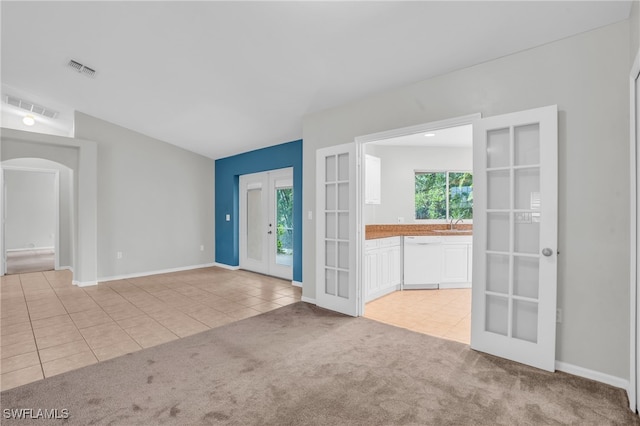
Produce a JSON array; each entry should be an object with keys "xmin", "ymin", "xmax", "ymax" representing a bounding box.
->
[
  {"xmin": 1, "ymin": 158, "xmax": 74, "ymax": 276},
  {"xmin": 360, "ymin": 120, "xmax": 474, "ymax": 344},
  {"xmin": 239, "ymin": 167, "xmax": 294, "ymax": 280}
]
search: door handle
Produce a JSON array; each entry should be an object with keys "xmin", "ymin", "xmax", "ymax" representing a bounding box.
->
[
  {"xmin": 542, "ymin": 248, "xmax": 553, "ymax": 257},
  {"xmin": 268, "ymin": 231, "xmax": 273, "ymax": 234}
]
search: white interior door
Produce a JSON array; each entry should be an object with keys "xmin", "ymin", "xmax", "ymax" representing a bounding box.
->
[
  {"xmin": 316, "ymin": 143, "xmax": 359, "ymax": 316},
  {"xmin": 239, "ymin": 168, "xmax": 293, "ymax": 280},
  {"xmin": 471, "ymin": 105, "xmax": 558, "ymax": 372}
]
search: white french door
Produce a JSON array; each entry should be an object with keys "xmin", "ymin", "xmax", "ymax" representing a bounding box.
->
[
  {"xmin": 471, "ymin": 105, "xmax": 558, "ymax": 371},
  {"xmin": 316, "ymin": 143, "xmax": 359, "ymax": 316},
  {"xmin": 239, "ymin": 168, "xmax": 293, "ymax": 280}
]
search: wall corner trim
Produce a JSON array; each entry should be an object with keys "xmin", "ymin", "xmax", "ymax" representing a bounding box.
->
[
  {"xmin": 555, "ymin": 360, "xmax": 629, "ymax": 391},
  {"xmin": 213, "ymin": 262, "xmax": 240, "ymax": 271}
]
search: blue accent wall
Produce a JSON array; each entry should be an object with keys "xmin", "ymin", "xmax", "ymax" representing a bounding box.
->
[{"xmin": 215, "ymin": 140, "xmax": 302, "ymax": 282}]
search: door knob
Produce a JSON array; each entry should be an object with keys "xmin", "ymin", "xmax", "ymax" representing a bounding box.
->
[
  {"xmin": 268, "ymin": 231, "xmax": 272, "ymax": 234},
  {"xmin": 541, "ymin": 248, "xmax": 553, "ymax": 257}
]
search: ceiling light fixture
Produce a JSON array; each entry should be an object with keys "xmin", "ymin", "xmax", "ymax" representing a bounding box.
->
[
  {"xmin": 22, "ymin": 114, "xmax": 35, "ymax": 126},
  {"xmin": 424, "ymin": 133, "xmax": 435, "ymax": 137}
]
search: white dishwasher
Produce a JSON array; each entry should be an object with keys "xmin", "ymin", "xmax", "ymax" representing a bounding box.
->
[{"xmin": 403, "ymin": 236, "xmax": 442, "ymax": 289}]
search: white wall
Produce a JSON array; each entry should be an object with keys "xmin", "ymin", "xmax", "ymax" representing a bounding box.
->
[
  {"xmin": 5, "ymin": 169, "xmax": 55, "ymax": 249},
  {"xmin": 303, "ymin": 21, "xmax": 630, "ymax": 379},
  {"xmin": 3, "ymin": 158, "xmax": 74, "ymax": 268},
  {"xmin": 73, "ymin": 112, "xmax": 215, "ymax": 280},
  {"xmin": 364, "ymin": 145, "xmax": 472, "ymax": 224}
]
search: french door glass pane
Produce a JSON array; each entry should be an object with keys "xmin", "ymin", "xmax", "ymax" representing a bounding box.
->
[
  {"xmin": 338, "ymin": 213, "xmax": 349, "ymax": 240},
  {"xmin": 486, "ymin": 295, "xmax": 508, "ymax": 336},
  {"xmin": 326, "ymin": 269, "xmax": 336, "ymax": 295},
  {"xmin": 487, "ymin": 170, "xmax": 510, "ymax": 209},
  {"xmin": 326, "ymin": 213, "xmax": 336, "ymax": 238},
  {"xmin": 247, "ymin": 188, "xmax": 263, "ymax": 261},
  {"xmin": 326, "ymin": 184, "xmax": 336, "ymax": 210},
  {"xmin": 487, "ymin": 212, "xmax": 509, "ymax": 252},
  {"xmin": 514, "ymin": 124, "xmax": 540, "ymax": 166},
  {"xmin": 338, "ymin": 154, "xmax": 349, "ymax": 180},
  {"xmin": 486, "ymin": 253, "xmax": 509, "ymax": 294},
  {"xmin": 512, "ymin": 300, "xmax": 538, "ymax": 343},
  {"xmin": 513, "ymin": 256, "xmax": 539, "ymax": 299},
  {"xmin": 326, "ymin": 156, "xmax": 336, "ymax": 182},
  {"xmin": 515, "ymin": 219, "xmax": 540, "ymax": 254},
  {"xmin": 487, "ymin": 128, "xmax": 510, "ymax": 168},
  {"xmin": 514, "ymin": 168, "xmax": 540, "ymax": 210}
]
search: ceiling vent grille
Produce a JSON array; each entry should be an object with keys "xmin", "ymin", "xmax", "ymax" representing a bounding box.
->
[
  {"xmin": 67, "ymin": 59, "xmax": 97, "ymax": 78},
  {"xmin": 3, "ymin": 95, "xmax": 59, "ymax": 119}
]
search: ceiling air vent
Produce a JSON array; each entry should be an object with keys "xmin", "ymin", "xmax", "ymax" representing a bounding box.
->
[
  {"xmin": 3, "ymin": 95, "xmax": 59, "ymax": 119},
  {"xmin": 67, "ymin": 59, "xmax": 97, "ymax": 78}
]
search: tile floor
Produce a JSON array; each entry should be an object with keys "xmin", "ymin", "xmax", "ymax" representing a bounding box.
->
[
  {"xmin": 364, "ymin": 288, "xmax": 471, "ymax": 344},
  {"xmin": 0, "ymin": 267, "xmax": 301, "ymax": 391}
]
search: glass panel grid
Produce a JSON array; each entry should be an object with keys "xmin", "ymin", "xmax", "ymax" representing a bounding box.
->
[{"xmin": 484, "ymin": 123, "xmax": 541, "ymax": 345}]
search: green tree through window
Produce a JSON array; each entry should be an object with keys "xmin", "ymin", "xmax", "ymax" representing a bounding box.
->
[{"xmin": 415, "ymin": 172, "xmax": 473, "ymax": 220}]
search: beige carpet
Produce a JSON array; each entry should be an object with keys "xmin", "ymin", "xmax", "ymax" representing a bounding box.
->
[
  {"xmin": 6, "ymin": 249, "xmax": 54, "ymax": 275},
  {"xmin": 0, "ymin": 302, "xmax": 637, "ymax": 425}
]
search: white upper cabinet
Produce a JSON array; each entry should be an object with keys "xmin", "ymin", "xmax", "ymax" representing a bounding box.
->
[{"xmin": 365, "ymin": 154, "xmax": 381, "ymax": 205}]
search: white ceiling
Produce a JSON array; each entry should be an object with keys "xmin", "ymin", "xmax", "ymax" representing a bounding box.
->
[{"xmin": 0, "ymin": 1, "xmax": 632, "ymax": 159}]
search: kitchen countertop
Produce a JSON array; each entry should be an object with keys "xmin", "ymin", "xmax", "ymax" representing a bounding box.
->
[{"xmin": 366, "ymin": 224, "xmax": 473, "ymax": 239}]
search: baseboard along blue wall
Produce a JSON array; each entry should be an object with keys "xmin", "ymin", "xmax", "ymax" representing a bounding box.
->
[{"xmin": 214, "ymin": 140, "xmax": 302, "ymax": 282}]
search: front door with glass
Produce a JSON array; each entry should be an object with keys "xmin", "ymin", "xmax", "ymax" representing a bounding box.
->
[{"xmin": 239, "ymin": 168, "xmax": 294, "ymax": 280}]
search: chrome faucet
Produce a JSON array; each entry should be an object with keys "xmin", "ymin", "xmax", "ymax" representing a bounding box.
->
[{"xmin": 450, "ymin": 218, "xmax": 463, "ymax": 230}]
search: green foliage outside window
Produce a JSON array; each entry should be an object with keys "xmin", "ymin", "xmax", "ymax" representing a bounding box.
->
[
  {"xmin": 415, "ymin": 172, "xmax": 473, "ymax": 220},
  {"xmin": 276, "ymin": 188, "xmax": 293, "ymax": 254}
]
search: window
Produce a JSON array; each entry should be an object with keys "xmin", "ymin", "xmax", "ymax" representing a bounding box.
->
[{"xmin": 415, "ymin": 171, "xmax": 473, "ymax": 220}]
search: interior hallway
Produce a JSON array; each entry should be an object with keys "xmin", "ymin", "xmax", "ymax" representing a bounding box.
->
[
  {"xmin": 0, "ymin": 267, "xmax": 301, "ymax": 391},
  {"xmin": 365, "ymin": 288, "xmax": 471, "ymax": 344}
]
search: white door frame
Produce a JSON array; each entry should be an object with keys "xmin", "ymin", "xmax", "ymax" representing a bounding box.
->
[
  {"xmin": 629, "ymin": 47, "xmax": 640, "ymax": 413},
  {"xmin": 354, "ymin": 113, "xmax": 481, "ymax": 315},
  {"xmin": 1, "ymin": 165, "xmax": 60, "ymax": 274}
]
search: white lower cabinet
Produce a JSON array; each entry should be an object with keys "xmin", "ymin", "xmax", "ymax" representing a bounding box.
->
[
  {"xmin": 364, "ymin": 237, "xmax": 401, "ymax": 302},
  {"xmin": 440, "ymin": 236, "xmax": 473, "ymax": 289}
]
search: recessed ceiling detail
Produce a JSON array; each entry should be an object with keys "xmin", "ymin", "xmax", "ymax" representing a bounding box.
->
[
  {"xmin": 67, "ymin": 59, "xmax": 96, "ymax": 78},
  {"xmin": 4, "ymin": 94, "xmax": 58, "ymax": 119}
]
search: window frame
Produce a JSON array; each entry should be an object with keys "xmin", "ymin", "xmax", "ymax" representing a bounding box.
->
[{"xmin": 414, "ymin": 169, "xmax": 473, "ymax": 223}]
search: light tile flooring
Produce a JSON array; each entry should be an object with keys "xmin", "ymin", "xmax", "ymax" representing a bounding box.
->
[
  {"xmin": 364, "ymin": 288, "xmax": 471, "ymax": 344},
  {"xmin": 0, "ymin": 267, "xmax": 301, "ymax": 391}
]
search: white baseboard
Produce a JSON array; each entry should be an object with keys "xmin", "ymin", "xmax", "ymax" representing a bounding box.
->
[
  {"xmin": 7, "ymin": 246, "xmax": 55, "ymax": 252},
  {"xmin": 555, "ymin": 361, "xmax": 629, "ymax": 391},
  {"xmin": 439, "ymin": 282, "xmax": 472, "ymax": 289},
  {"xmin": 58, "ymin": 266, "xmax": 73, "ymax": 272},
  {"xmin": 98, "ymin": 262, "xmax": 217, "ymax": 283},
  {"xmin": 292, "ymin": 280, "xmax": 302, "ymax": 288},
  {"xmin": 73, "ymin": 280, "xmax": 97, "ymax": 287},
  {"xmin": 301, "ymin": 296, "xmax": 316, "ymax": 304},
  {"xmin": 214, "ymin": 262, "xmax": 240, "ymax": 271}
]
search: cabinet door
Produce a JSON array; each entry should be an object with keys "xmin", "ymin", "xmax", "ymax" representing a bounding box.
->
[
  {"xmin": 364, "ymin": 249, "xmax": 379, "ymax": 297},
  {"xmin": 391, "ymin": 245, "xmax": 402, "ymax": 286},
  {"xmin": 365, "ymin": 154, "xmax": 381, "ymax": 204},
  {"xmin": 379, "ymin": 248, "xmax": 391, "ymax": 289},
  {"xmin": 442, "ymin": 244, "xmax": 468, "ymax": 283}
]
